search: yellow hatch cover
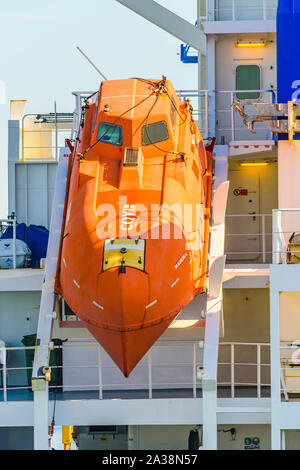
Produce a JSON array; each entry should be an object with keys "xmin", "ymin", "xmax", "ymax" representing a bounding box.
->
[{"xmin": 103, "ymin": 239, "xmax": 145, "ymax": 272}]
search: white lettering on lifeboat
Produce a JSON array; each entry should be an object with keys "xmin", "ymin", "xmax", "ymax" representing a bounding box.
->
[
  {"xmin": 174, "ymin": 252, "xmax": 187, "ymax": 270},
  {"xmin": 120, "ymin": 204, "xmax": 136, "ymax": 231}
]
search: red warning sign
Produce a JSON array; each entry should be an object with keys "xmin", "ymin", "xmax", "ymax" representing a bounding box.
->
[{"xmin": 233, "ymin": 188, "xmax": 248, "ymax": 196}]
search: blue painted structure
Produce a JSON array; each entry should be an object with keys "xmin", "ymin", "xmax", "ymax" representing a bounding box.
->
[
  {"xmin": 180, "ymin": 21, "xmax": 198, "ymax": 63},
  {"xmin": 277, "ymin": 0, "xmax": 300, "ymax": 139}
]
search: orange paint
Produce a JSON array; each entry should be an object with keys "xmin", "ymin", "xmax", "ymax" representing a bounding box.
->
[{"xmin": 55, "ymin": 78, "xmax": 213, "ymax": 376}]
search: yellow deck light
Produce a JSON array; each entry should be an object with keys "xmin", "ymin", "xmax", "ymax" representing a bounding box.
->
[
  {"xmin": 235, "ymin": 41, "xmax": 267, "ymax": 48},
  {"xmin": 240, "ymin": 162, "xmax": 269, "ymax": 167}
]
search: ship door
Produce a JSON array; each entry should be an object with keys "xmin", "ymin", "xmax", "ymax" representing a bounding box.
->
[{"xmin": 225, "ymin": 170, "xmax": 260, "ymax": 262}]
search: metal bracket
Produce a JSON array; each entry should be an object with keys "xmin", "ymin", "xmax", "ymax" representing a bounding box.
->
[{"xmin": 233, "ymin": 99, "xmax": 300, "ymax": 140}]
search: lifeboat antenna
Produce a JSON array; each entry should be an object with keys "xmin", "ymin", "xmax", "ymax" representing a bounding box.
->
[{"xmin": 76, "ymin": 46, "xmax": 108, "ymax": 81}]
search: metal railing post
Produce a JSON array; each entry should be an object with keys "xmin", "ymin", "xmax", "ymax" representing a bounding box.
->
[
  {"xmin": 232, "ymin": 0, "xmax": 236, "ymax": 21},
  {"xmin": 230, "ymin": 92, "xmax": 235, "ymax": 141},
  {"xmin": 2, "ymin": 346, "xmax": 7, "ymax": 402},
  {"xmin": 205, "ymin": 91, "xmax": 209, "ymax": 139},
  {"xmin": 98, "ymin": 345, "xmax": 103, "ymax": 399},
  {"xmin": 272, "ymin": 210, "xmax": 278, "ymax": 264},
  {"xmin": 280, "ymin": 368, "xmax": 289, "ymax": 402},
  {"xmin": 54, "ymin": 101, "xmax": 58, "ymax": 161},
  {"xmin": 13, "ymin": 217, "xmax": 16, "ymax": 270},
  {"xmin": 148, "ymin": 350, "xmax": 152, "ymax": 399},
  {"xmin": 257, "ymin": 345, "xmax": 261, "ymax": 399},
  {"xmin": 193, "ymin": 343, "xmax": 197, "ymax": 398},
  {"xmin": 263, "ymin": 0, "xmax": 267, "ymax": 20},
  {"xmin": 230, "ymin": 344, "xmax": 235, "ymax": 398},
  {"xmin": 22, "ymin": 117, "xmax": 25, "ymax": 162},
  {"xmin": 262, "ymin": 215, "xmax": 266, "ymax": 263}
]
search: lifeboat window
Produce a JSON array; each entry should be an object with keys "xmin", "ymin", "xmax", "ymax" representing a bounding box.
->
[
  {"xmin": 142, "ymin": 121, "xmax": 169, "ymax": 146},
  {"xmin": 97, "ymin": 122, "xmax": 123, "ymax": 146}
]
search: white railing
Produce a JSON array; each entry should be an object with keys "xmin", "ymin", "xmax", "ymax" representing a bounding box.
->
[
  {"xmin": 272, "ymin": 209, "xmax": 300, "ymax": 264},
  {"xmin": 177, "ymin": 89, "xmax": 275, "ymax": 143},
  {"xmin": 0, "ymin": 217, "xmax": 17, "ymax": 270},
  {"xmin": 280, "ymin": 344, "xmax": 300, "ymax": 401},
  {"xmin": 19, "ymin": 88, "xmax": 275, "ymax": 162},
  {"xmin": 21, "ymin": 113, "xmax": 73, "ymax": 162},
  {"xmin": 206, "ymin": 0, "xmax": 277, "ymax": 21},
  {"xmin": 0, "ymin": 341, "xmax": 270, "ymax": 402},
  {"xmin": 219, "ymin": 342, "xmax": 270, "ymax": 398},
  {"xmin": 20, "ymin": 92, "xmax": 96, "ymax": 162},
  {"xmin": 225, "ymin": 213, "xmax": 272, "ymax": 264}
]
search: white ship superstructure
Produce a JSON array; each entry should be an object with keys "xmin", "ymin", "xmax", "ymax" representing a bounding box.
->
[{"xmin": 2, "ymin": 0, "xmax": 300, "ymax": 451}]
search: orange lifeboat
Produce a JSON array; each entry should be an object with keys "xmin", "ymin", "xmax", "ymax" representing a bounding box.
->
[{"xmin": 55, "ymin": 77, "xmax": 213, "ymax": 376}]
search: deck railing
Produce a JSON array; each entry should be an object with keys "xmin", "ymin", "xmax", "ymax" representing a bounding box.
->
[
  {"xmin": 272, "ymin": 209, "xmax": 300, "ymax": 264},
  {"xmin": 19, "ymin": 88, "xmax": 276, "ymax": 163},
  {"xmin": 0, "ymin": 341, "xmax": 270, "ymax": 402},
  {"xmin": 280, "ymin": 344, "xmax": 300, "ymax": 401},
  {"xmin": 0, "ymin": 217, "xmax": 17, "ymax": 269},
  {"xmin": 225, "ymin": 213, "xmax": 272, "ymax": 264},
  {"xmin": 177, "ymin": 89, "xmax": 275, "ymax": 144},
  {"xmin": 206, "ymin": 0, "xmax": 277, "ymax": 22},
  {"xmin": 20, "ymin": 92, "xmax": 93, "ymax": 162}
]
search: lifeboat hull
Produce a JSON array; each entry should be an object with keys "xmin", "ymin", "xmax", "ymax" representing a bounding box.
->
[{"xmin": 55, "ymin": 77, "xmax": 212, "ymax": 376}]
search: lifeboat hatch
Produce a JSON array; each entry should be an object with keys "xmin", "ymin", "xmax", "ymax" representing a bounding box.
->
[{"xmin": 103, "ymin": 239, "xmax": 145, "ymax": 272}]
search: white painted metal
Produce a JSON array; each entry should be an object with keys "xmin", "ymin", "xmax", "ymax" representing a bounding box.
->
[
  {"xmin": 32, "ymin": 149, "xmax": 69, "ymax": 449},
  {"xmin": 210, "ymin": 0, "xmax": 277, "ymax": 22},
  {"xmin": 270, "ymin": 274, "xmax": 284, "ymax": 450},
  {"xmin": 229, "ymin": 141, "xmax": 275, "ymax": 157},
  {"xmin": 115, "ymin": 0, "xmax": 206, "ymax": 54},
  {"xmin": 272, "ymin": 209, "xmax": 300, "ymax": 264},
  {"xmin": 212, "ymin": 181, "xmax": 229, "ymax": 226},
  {"xmin": 202, "ymin": 20, "xmax": 276, "ymax": 34},
  {"xmin": 209, "ymin": 256, "xmax": 226, "ymax": 298},
  {"xmin": 257, "ymin": 344, "xmax": 261, "ymax": 399},
  {"xmin": 262, "ymin": 215, "xmax": 266, "ymax": 264},
  {"xmin": 0, "ymin": 341, "xmax": 7, "ymax": 402},
  {"xmin": 226, "ymin": 171, "xmax": 260, "ymax": 262},
  {"xmin": 148, "ymin": 350, "xmax": 152, "ymax": 399},
  {"xmin": 177, "ymin": 89, "xmax": 274, "ymax": 144},
  {"xmin": 206, "ymin": 37, "xmax": 216, "ymax": 137},
  {"xmin": 0, "ymin": 218, "xmax": 17, "ymax": 269},
  {"xmin": 193, "ymin": 344, "xmax": 197, "ymax": 398},
  {"xmin": 225, "ymin": 214, "xmax": 273, "ymax": 262},
  {"xmin": 12, "ymin": 217, "xmax": 16, "ymax": 270},
  {"xmin": 98, "ymin": 346, "xmax": 103, "ymax": 400},
  {"xmin": 34, "ymin": 384, "xmax": 49, "ymax": 450},
  {"xmin": 231, "ymin": 344, "xmax": 235, "ymax": 398},
  {"xmin": 280, "ymin": 368, "xmax": 288, "ymax": 402},
  {"xmin": 201, "ymin": 163, "xmax": 229, "ymax": 449},
  {"xmin": 281, "ymin": 429, "xmax": 286, "ymax": 450},
  {"xmin": 207, "ymin": 0, "xmax": 215, "ymax": 21},
  {"xmin": 0, "ymin": 398, "xmax": 272, "ymax": 428},
  {"xmin": 32, "ymin": 153, "xmax": 69, "ymax": 381},
  {"xmin": 0, "ymin": 341, "xmax": 270, "ymax": 400},
  {"xmin": 201, "ymin": 305, "xmax": 220, "ymax": 449}
]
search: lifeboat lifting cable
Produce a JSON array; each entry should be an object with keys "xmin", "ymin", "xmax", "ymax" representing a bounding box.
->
[{"xmin": 55, "ymin": 77, "xmax": 214, "ymax": 377}]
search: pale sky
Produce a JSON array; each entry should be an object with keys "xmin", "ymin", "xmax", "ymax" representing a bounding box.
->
[{"xmin": 0, "ymin": 0, "xmax": 198, "ymax": 218}]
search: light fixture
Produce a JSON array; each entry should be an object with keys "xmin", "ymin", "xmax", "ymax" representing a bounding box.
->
[
  {"xmin": 240, "ymin": 161, "xmax": 269, "ymax": 167},
  {"xmin": 235, "ymin": 41, "xmax": 267, "ymax": 48}
]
